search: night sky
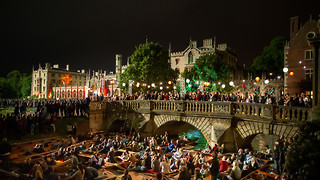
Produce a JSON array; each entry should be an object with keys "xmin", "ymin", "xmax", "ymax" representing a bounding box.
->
[{"xmin": 1, "ymin": 0, "xmax": 319, "ymax": 76}]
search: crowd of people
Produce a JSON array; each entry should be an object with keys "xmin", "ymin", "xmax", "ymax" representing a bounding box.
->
[
  {"xmin": 0, "ymin": 129, "xmax": 295, "ymax": 180},
  {"xmin": 0, "ymin": 98, "xmax": 90, "ymax": 140},
  {"xmin": 92, "ymin": 91, "xmax": 312, "ymax": 107}
]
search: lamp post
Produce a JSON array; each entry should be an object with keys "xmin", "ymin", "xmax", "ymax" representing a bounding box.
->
[{"xmin": 111, "ymin": 80, "xmax": 114, "ymax": 96}]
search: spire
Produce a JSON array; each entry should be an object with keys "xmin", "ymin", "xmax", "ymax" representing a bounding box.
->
[
  {"xmin": 214, "ymin": 36, "xmax": 217, "ymax": 49},
  {"xmin": 169, "ymin": 43, "xmax": 171, "ymax": 51},
  {"xmin": 189, "ymin": 37, "xmax": 192, "ymax": 47}
]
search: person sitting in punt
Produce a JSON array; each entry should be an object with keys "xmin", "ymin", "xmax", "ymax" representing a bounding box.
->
[
  {"xmin": 33, "ymin": 143, "xmax": 45, "ymax": 153},
  {"xmin": 219, "ymin": 156, "xmax": 229, "ymax": 172},
  {"xmin": 248, "ymin": 157, "xmax": 260, "ymax": 172},
  {"xmin": 128, "ymin": 160, "xmax": 143, "ymax": 172},
  {"xmin": 20, "ymin": 156, "xmax": 34, "ymax": 174},
  {"xmin": 200, "ymin": 164, "xmax": 209, "ymax": 177},
  {"xmin": 66, "ymin": 164, "xmax": 85, "ymax": 180},
  {"xmin": 172, "ymin": 148, "xmax": 183, "ymax": 161},
  {"xmin": 152, "ymin": 156, "xmax": 161, "ymax": 172},
  {"xmin": 106, "ymin": 147, "xmax": 116, "ymax": 163},
  {"xmin": 120, "ymin": 149, "xmax": 130, "ymax": 160},
  {"xmin": 160, "ymin": 157, "xmax": 170, "ymax": 174},
  {"xmin": 165, "ymin": 140, "xmax": 176, "ymax": 153}
]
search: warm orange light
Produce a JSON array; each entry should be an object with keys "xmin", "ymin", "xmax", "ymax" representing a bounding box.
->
[
  {"xmin": 168, "ymin": 81, "xmax": 172, "ymax": 85},
  {"xmin": 110, "ymin": 80, "xmax": 114, "ymax": 85},
  {"xmin": 147, "ymin": 85, "xmax": 151, "ymax": 88},
  {"xmin": 48, "ymin": 90, "xmax": 52, "ymax": 98},
  {"xmin": 255, "ymin": 77, "xmax": 260, "ymax": 81},
  {"xmin": 289, "ymin": 71, "xmax": 294, "ymax": 76},
  {"xmin": 61, "ymin": 74, "xmax": 72, "ymax": 85},
  {"xmin": 136, "ymin": 84, "xmax": 140, "ymax": 88}
]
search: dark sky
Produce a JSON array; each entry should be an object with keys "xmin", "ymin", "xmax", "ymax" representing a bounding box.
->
[{"xmin": 1, "ymin": 0, "xmax": 319, "ymax": 76}]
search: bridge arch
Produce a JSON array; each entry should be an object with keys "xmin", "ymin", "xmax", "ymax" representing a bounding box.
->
[
  {"xmin": 154, "ymin": 115, "xmax": 212, "ymax": 145},
  {"xmin": 236, "ymin": 121, "xmax": 298, "ymax": 140}
]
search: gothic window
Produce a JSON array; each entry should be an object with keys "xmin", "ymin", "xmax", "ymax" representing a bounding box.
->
[
  {"xmin": 306, "ymin": 69, "xmax": 313, "ymax": 80},
  {"xmin": 175, "ymin": 58, "xmax": 179, "ymax": 65},
  {"xmin": 188, "ymin": 52, "xmax": 193, "ymax": 64},
  {"xmin": 305, "ymin": 50, "xmax": 313, "ymax": 60}
]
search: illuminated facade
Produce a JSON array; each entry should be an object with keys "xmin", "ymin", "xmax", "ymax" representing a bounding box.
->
[
  {"xmin": 31, "ymin": 54, "xmax": 129, "ymax": 98},
  {"xmin": 169, "ymin": 37, "xmax": 243, "ymax": 81},
  {"xmin": 284, "ymin": 15, "xmax": 320, "ymax": 96}
]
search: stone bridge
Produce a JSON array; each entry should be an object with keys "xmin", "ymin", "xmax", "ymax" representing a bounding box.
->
[{"xmin": 89, "ymin": 100, "xmax": 311, "ymax": 150}]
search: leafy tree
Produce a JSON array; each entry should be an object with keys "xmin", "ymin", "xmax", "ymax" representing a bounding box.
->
[
  {"xmin": 251, "ymin": 36, "xmax": 287, "ymax": 75},
  {"xmin": 182, "ymin": 53, "xmax": 233, "ymax": 93},
  {"xmin": 285, "ymin": 120, "xmax": 320, "ymax": 179},
  {"xmin": 20, "ymin": 74, "xmax": 32, "ymax": 98},
  {"xmin": 0, "ymin": 70, "xmax": 31, "ymax": 99},
  {"xmin": 119, "ymin": 42, "xmax": 179, "ymax": 93}
]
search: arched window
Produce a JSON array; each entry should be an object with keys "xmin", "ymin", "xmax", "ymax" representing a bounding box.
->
[{"xmin": 188, "ymin": 52, "xmax": 193, "ymax": 64}]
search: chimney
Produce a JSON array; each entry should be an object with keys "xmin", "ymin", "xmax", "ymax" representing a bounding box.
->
[
  {"xmin": 66, "ymin": 64, "xmax": 69, "ymax": 71},
  {"xmin": 290, "ymin": 16, "xmax": 299, "ymax": 40}
]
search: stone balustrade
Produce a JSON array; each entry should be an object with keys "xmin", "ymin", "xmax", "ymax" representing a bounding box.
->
[{"xmin": 91, "ymin": 100, "xmax": 312, "ymax": 122}]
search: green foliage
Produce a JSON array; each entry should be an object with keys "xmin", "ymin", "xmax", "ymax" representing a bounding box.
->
[
  {"xmin": 20, "ymin": 75, "xmax": 32, "ymax": 98},
  {"xmin": 119, "ymin": 42, "xmax": 179, "ymax": 93},
  {"xmin": 251, "ymin": 36, "xmax": 287, "ymax": 75},
  {"xmin": 182, "ymin": 53, "xmax": 233, "ymax": 93},
  {"xmin": 0, "ymin": 70, "xmax": 32, "ymax": 99},
  {"xmin": 285, "ymin": 121, "xmax": 320, "ymax": 179}
]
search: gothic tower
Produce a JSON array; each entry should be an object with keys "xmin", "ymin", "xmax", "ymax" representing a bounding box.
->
[{"xmin": 116, "ymin": 54, "xmax": 122, "ymax": 82}]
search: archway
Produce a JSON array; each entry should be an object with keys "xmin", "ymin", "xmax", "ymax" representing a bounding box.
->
[
  {"xmin": 154, "ymin": 121, "xmax": 208, "ymax": 149},
  {"xmin": 108, "ymin": 119, "xmax": 136, "ymax": 134}
]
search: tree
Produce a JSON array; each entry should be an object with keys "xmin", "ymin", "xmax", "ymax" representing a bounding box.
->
[
  {"xmin": 0, "ymin": 70, "xmax": 32, "ymax": 99},
  {"xmin": 285, "ymin": 121, "xmax": 320, "ymax": 179},
  {"xmin": 251, "ymin": 36, "xmax": 287, "ymax": 75},
  {"xmin": 20, "ymin": 74, "xmax": 32, "ymax": 98},
  {"xmin": 182, "ymin": 53, "xmax": 233, "ymax": 93},
  {"xmin": 119, "ymin": 42, "xmax": 179, "ymax": 93}
]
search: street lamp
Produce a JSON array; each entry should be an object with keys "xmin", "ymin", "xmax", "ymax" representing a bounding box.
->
[
  {"xmin": 283, "ymin": 67, "xmax": 288, "ymax": 73},
  {"xmin": 229, "ymin": 81, "xmax": 234, "ymax": 86},
  {"xmin": 186, "ymin": 79, "xmax": 190, "ymax": 83},
  {"xmin": 264, "ymin": 79, "xmax": 269, "ymax": 84},
  {"xmin": 110, "ymin": 80, "xmax": 114, "ymax": 95},
  {"xmin": 222, "ymin": 84, "xmax": 226, "ymax": 88}
]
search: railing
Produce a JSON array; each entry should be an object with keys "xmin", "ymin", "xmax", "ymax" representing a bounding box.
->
[
  {"xmin": 91, "ymin": 100, "xmax": 312, "ymax": 122},
  {"xmin": 276, "ymin": 106, "xmax": 311, "ymax": 121}
]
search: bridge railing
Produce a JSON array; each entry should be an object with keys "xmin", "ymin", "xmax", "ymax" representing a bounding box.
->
[
  {"xmin": 232, "ymin": 103, "xmax": 275, "ymax": 119},
  {"xmin": 184, "ymin": 101, "xmax": 231, "ymax": 114},
  {"xmin": 275, "ymin": 105, "xmax": 311, "ymax": 121},
  {"xmin": 100, "ymin": 100, "xmax": 312, "ymax": 122}
]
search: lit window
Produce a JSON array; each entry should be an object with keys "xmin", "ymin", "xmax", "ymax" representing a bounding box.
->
[
  {"xmin": 305, "ymin": 69, "xmax": 313, "ymax": 80},
  {"xmin": 305, "ymin": 50, "xmax": 313, "ymax": 60}
]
